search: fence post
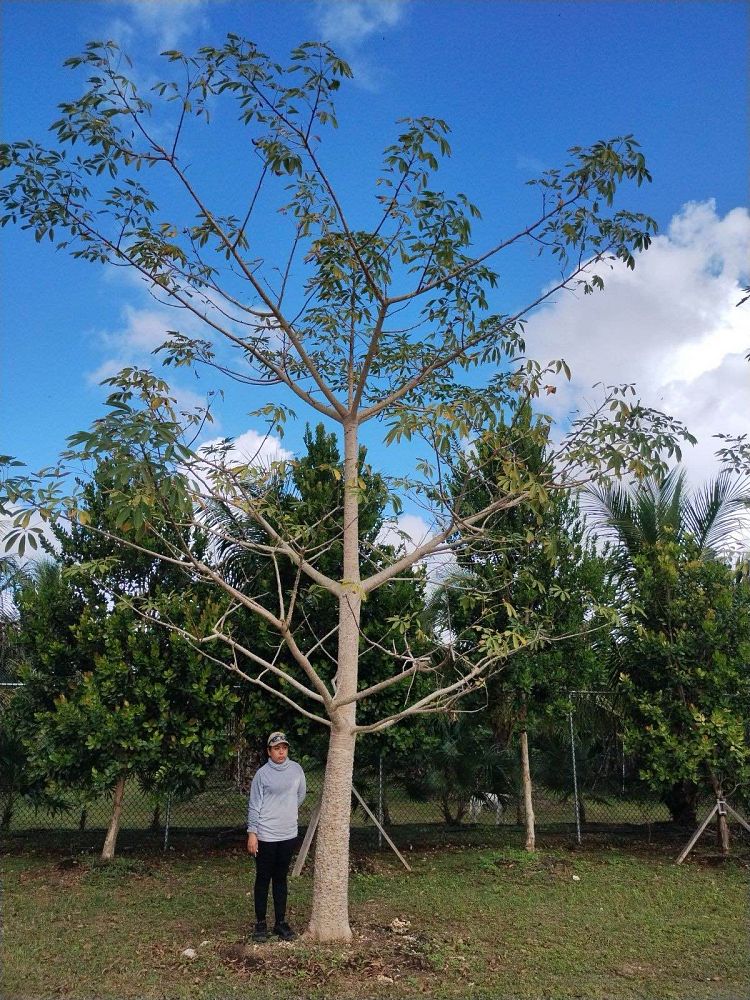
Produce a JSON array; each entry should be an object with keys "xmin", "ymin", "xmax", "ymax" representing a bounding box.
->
[
  {"xmin": 163, "ymin": 791, "xmax": 173, "ymax": 852},
  {"xmin": 378, "ymin": 753, "xmax": 384, "ymax": 849},
  {"xmin": 568, "ymin": 703, "xmax": 582, "ymax": 845}
]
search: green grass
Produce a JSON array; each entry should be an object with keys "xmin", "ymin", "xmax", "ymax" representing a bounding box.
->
[{"xmin": 2, "ymin": 836, "xmax": 747, "ymax": 999}]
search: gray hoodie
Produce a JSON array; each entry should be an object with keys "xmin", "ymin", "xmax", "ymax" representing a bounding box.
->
[{"xmin": 247, "ymin": 758, "xmax": 307, "ymax": 842}]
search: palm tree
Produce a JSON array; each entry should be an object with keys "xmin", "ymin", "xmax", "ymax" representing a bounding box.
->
[
  {"xmin": 586, "ymin": 468, "xmax": 750, "ymax": 825},
  {"xmin": 586, "ymin": 467, "xmax": 749, "ymax": 562}
]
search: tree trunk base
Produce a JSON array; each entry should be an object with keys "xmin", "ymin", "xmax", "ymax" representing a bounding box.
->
[
  {"xmin": 520, "ymin": 724, "xmax": 536, "ymax": 853},
  {"xmin": 101, "ymin": 775, "xmax": 126, "ymax": 861},
  {"xmin": 304, "ymin": 920, "xmax": 354, "ymax": 944},
  {"xmin": 307, "ymin": 716, "xmax": 358, "ymax": 943},
  {"xmin": 717, "ymin": 811, "xmax": 730, "ymax": 856}
]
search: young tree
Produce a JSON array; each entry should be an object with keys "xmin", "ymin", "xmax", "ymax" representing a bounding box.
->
[{"xmin": 1, "ymin": 38, "xmax": 694, "ymax": 939}]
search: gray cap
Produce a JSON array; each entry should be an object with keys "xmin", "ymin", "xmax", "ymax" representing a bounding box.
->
[{"xmin": 267, "ymin": 731, "xmax": 289, "ymax": 747}]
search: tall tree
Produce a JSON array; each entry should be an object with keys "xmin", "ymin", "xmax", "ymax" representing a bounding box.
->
[{"xmin": 1, "ymin": 38, "xmax": 693, "ymax": 939}]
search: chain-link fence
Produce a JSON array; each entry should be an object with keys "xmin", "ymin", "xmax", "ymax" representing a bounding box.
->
[{"xmin": 3, "ymin": 696, "xmax": 748, "ymax": 857}]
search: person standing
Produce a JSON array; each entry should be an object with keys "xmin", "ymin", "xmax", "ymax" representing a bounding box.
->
[{"xmin": 247, "ymin": 731, "xmax": 307, "ymax": 942}]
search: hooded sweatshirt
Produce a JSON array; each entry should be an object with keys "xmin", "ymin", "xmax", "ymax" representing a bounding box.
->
[{"xmin": 247, "ymin": 757, "xmax": 307, "ymax": 842}]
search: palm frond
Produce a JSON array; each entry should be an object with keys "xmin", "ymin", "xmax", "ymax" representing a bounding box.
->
[
  {"xmin": 684, "ymin": 472, "xmax": 750, "ymax": 555},
  {"xmin": 585, "ymin": 467, "xmax": 749, "ymax": 562}
]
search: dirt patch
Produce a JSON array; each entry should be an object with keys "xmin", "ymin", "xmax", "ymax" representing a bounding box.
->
[
  {"xmin": 219, "ymin": 920, "xmax": 436, "ymax": 992},
  {"xmin": 614, "ymin": 961, "xmax": 661, "ymax": 980},
  {"xmin": 491, "ymin": 853, "xmax": 576, "ymax": 880}
]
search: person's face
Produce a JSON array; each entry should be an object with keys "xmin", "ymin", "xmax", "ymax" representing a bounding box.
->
[{"xmin": 268, "ymin": 742, "xmax": 289, "ymax": 763}]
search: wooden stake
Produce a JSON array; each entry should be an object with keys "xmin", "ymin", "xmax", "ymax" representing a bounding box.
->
[
  {"xmin": 676, "ymin": 802, "xmax": 718, "ymax": 864},
  {"xmin": 351, "ymin": 785, "xmax": 412, "ymax": 872},
  {"xmin": 676, "ymin": 796, "xmax": 750, "ymax": 865},
  {"xmin": 292, "ymin": 786, "xmax": 413, "ymax": 876},
  {"xmin": 291, "ymin": 800, "xmax": 321, "ymax": 877}
]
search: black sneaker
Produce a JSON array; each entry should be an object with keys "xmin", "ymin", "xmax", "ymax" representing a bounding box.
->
[
  {"xmin": 273, "ymin": 920, "xmax": 297, "ymax": 941},
  {"xmin": 252, "ymin": 920, "xmax": 269, "ymax": 943}
]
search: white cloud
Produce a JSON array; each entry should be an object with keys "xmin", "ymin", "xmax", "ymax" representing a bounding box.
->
[
  {"xmin": 107, "ymin": 0, "xmax": 211, "ymax": 50},
  {"xmin": 0, "ymin": 510, "xmax": 59, "ymax": 574},
  {"xmin": 86, "ymin": 302, "xmax": 186, "ymax": 379},
  {"xmin": 311, "ymin": 0, "xmax": 405, "ymax": 88},
  {"xmin": 90, "ymin": 304, "xmax": 173, "ymax": 374},
  {"xmin": 378, "ymin": 512, "xmax": 432, "ymax": 549},
  {"xmin": 87, "ymin": 358, "xmax": 131, "ymax": 386},
  {"xmin": 313, "ymin": 0, "xmax": 404, "ymax": 48},
  {"xmin": 86, "ymin": 302, "xmax": 217, "ymax": 428},
  {"xmin": 378, "ymin": 512, "xmax": 456, "ymax": 589},
  {"xmin": 200, "ymin": 428, "xmax": 293, "ymax": 470},
  {"xmin": 523, "ymin": 200, "xmax": 750, "ymax": 486}
]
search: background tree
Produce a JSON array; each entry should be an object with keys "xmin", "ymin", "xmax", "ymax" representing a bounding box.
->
[
  {"xmin": 613, "ymin": 536, "xmax": 750, "ymax": 844},
  {"xmin": 13, "ymin": 463, "xmax": 239, "ymax": 859},
  {"xmin": 1, "ymin": 38, "xmax": 694, "ymax": 939},
  {"xmin": 399, "ymin": 711, "xmax": 514, "ymax": 825},
  {"xmin": 587, "ymin": 469, "xmax": 750, "ymax": 824},
  {"xmin": 432, "ymin": 418, "xmax": 617, "ymax": 849}
]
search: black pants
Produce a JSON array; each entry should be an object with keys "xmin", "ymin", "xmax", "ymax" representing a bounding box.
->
[{"xmin": 254, "ymin": 837, "xmax": 296, "ymax": 924}]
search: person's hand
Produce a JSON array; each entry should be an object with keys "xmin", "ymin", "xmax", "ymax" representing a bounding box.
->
[{"xmin": 247, "ymin": 833, "xmax": 258, "ymax": 856}]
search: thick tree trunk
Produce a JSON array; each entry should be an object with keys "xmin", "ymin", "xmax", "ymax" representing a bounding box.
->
[
  {"xmin": 307, "ymin": 717, "xmax": 357, "ymax": 941},
  {"xmin": 663, "ymin": 780, "xmax": 699, "ymax": 827},
  {"xmin": 519, "ymin": 711, "xmax": 535, "ymax": 852},
  {"xmin": 307, "ymin": 420, "xmax": 361, "ymax": 943},
  {"xmin": 150, "ymin": 801, "xmax": 161, "ymax": 832},
  {"xmin": 101, "ymin": 775, "xmax": 126, "ymax": 861},
  {"xmin": 79, "ymin": 806, "xmax": 87, "ymax": 831}
]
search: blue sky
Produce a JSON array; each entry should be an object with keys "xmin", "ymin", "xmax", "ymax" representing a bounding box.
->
[{"xmin": 2, "ymin": 0, "xmax": 748, "ymax": 547}]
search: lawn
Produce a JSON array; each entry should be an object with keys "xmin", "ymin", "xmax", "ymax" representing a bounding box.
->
[{"xmin": 2, "ymin": 833, "xmax": 747, "ymax": 999}]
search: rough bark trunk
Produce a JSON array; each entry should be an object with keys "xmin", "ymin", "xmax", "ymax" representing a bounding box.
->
[
  {"xmin": 150, "ymin": 802, "xmax": 161, "ymax": 832},
  {"xmin": 101, "ymin": 775, "xmax": 126, "ymax": 861},
  {"xmin": 307, "ymin": 421, "xmax": 361, "ymax": 943},
  {"xmin": 78, "ymin": 806, "xmax": 87, "ymax": 831},
  {"xmin": 577, "ymin": 797, "xmax": 587, "ymax": 826},
  {"xmin": 440, "ymin": 795, "xmax": 455, "ymax": 825},
  {"xmin": 519, "ymin": 711, "xmax": 536, "ymax": 852},
  {"xmin": 364, "ymin": 795, "xmax": 392, "ymax": 826}
]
